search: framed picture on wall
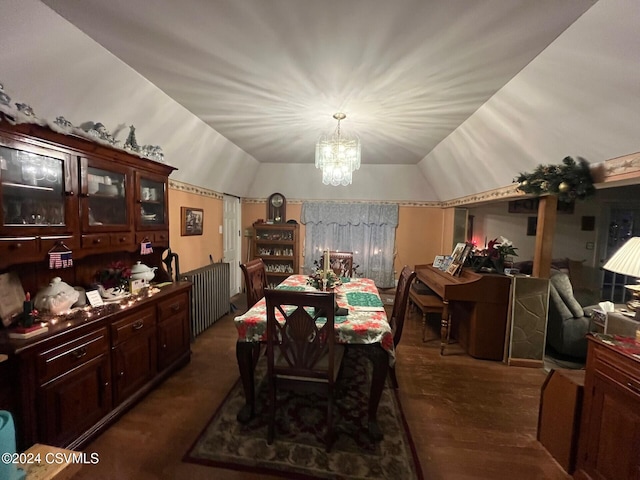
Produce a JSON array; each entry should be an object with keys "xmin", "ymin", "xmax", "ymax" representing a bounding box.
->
[
  {"xmin": 508, "ymin": 198, "xmax": 575, "ymax": 214},
  {"xmin": 181, "ymin": 207, "xmax": 204, "ymax": 236}
]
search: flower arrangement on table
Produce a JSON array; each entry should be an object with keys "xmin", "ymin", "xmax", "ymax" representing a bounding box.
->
[
  {"xmin": 307, "ymin": 259, "xmax": 341, "ymax": 290},
  {"xmin": 487, "ymin": 236, "xmax": 518, "ymax": 262},
  {"xmin": 95, "ymin": 261, "xmax": 132, "ymax": 291},
  {"xmin": 470, "ymin": 237, "xmax": 518, "ymax": 273}
]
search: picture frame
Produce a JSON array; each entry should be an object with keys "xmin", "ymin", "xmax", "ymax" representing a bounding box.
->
[
  {"xmin": 527, "ymin": 216, "xmax": 537, "ymax": 236},
  {"xmin": 446, "ymin": 242, "xmax": 473, "ymax": 277},
  {"xmin": 508, "ymin": 198, "xmax": 575, "ymax": 214},
  {"xmin": 181, "ymin": 207, "xmax": 204, "ymax": 236}
]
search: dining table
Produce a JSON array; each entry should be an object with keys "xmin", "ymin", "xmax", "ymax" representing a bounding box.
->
[{"xmin": 233, "ymin": 274, "xmax": 395, "ymax": 440}]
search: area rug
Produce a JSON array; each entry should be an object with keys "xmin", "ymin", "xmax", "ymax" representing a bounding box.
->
[{"xmin": 184, "ymin": 348, "xmax": 423, "ymax": 479}]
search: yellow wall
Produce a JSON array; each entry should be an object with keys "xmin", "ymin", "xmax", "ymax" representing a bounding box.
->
[
  {"xmin": 168, "ymin": 188, "xmax": 223, "ymax": 273},
  {"xmin": 172, "ymin": 192, "xmax": 450, "ymax": 281},
  {"xmin": 395, "ymin": 206, "xmax": 446, "ymax": 273},
  {"xmin": 242, "ymin": 201, "xmax": 446, "ymax": 280}
]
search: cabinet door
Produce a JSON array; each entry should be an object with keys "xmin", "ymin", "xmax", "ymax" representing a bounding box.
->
[
  {"xmin": 135, "ymin": 171, "xmax": 168, "ymax": 231},
  {"xmin": 79, "ymin": 156, "xmax": 131, "ymax": 232},
  {"xmin": 38, "ymin": 354, "xmax": 111, "ymax": 447},
  {"xmin": 582, "ymin": 373, "xmax": 640, "ymax": 479},
  {"xmin": 112, "ymin": 327, "xmax": 157, "ymax": 405},
  {"xmin": 157, "ymin": 311, "xmax": 190, "ymax": 371},
  {"xmin": 0, "ymin": 137, "xmax": 77, "ymax": 237}
]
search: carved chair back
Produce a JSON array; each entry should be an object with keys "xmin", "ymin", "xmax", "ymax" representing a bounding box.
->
[{"xmin": 240, "ymin": 258, "xmax": 268, "ymax": 308}]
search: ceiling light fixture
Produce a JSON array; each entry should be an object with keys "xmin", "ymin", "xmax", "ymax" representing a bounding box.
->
[{"xmin": 315, "ymin": 113, "xmax": 361, "ymax": 186}]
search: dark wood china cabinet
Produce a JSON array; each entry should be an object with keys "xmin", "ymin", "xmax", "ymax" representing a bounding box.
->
[{"xmin": 0, "ymin": 115, "xmax": 192, "ymax": 451}]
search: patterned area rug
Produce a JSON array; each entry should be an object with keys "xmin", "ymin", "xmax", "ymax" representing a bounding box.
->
[{"xmin": 184, "ymin": 348, "xmax": 422, "ymax": 479}]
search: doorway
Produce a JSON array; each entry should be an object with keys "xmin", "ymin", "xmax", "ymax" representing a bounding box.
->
[{"xmin": 223, "ymin": 195, "xmax": 242, "ymax": 296}]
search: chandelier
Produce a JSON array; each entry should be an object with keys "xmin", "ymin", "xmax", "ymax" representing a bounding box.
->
[{"xmin": 315, "ymin": 113, "xmax": 361, "ymax": 186}]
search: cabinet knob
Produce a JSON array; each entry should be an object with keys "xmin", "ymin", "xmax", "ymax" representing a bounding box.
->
[
  {"xmin": 70, "ymin": 347, "xmax": 87, "ymax": 360},
  {"xmin": 94, "ymin": 238, "xmax": 101, "ymax": 244},
  {"xmin": 132, "ymin": 320, "xmax": 144, "ymax": 330},
  {"xmin": 171, "ymin": 303, "xmax": 180, "ymax": 312},
  {"xmin": 104, "ymin": 381, "xmax": 109, "ymax": 388},
  {"xmin": 119, "ymin": 371, "xmax": 124, "ymax": 377},
  {"xmin": 12, "ymin": 243, "xmax": 22, "ymax": 250},
  {"xmin": 66, "ymin": 191, "xmax": 74, "ymax": 196},
  {"xmin": 162, "ymin": 344, "xmax": 167, "ymax": 349},
  {"xmin": 119, "ymin": 237, "xmax": 126, "ymax": 243},
  {"xmin": 627, "ymin": 381, "xmax": 640, "ymax": 394}
]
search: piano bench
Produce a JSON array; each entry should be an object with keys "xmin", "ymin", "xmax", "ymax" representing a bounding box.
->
[{"xmin": 408, "ymin": 289, "xmax": 444, "ymax": 342}]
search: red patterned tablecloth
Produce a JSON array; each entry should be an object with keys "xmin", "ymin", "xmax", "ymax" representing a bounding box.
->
[{"xmin": 234, "ymin": 275, "xmax": 396, "ymax": 365}]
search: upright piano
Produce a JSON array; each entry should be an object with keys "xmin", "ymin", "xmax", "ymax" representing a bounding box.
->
[{"xmin": 415, "ymin": 264, "xmax": 512, "ymax": 360}]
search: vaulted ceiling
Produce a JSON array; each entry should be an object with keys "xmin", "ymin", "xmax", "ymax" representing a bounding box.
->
[
  {"xmin": 2, "ymin": 1, "xmax": 638, "ymax": 202},
  {"xmin": 41, "ymin": 0, "xmax": 595, "ymax": 167}
]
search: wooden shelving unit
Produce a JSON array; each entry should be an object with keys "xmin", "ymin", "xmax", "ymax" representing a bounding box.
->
[{"xmin": 252, "ymin": 222, "xmax": 299, "ymax": 288}]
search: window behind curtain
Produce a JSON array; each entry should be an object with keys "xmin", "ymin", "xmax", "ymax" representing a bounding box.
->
[{"xmin": 301, "ymin": 202, "xmax": 398, "ymax": 288}]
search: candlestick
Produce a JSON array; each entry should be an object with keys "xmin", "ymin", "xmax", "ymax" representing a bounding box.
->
[
  {"xmin": 23, "ymin": 292, "xmax": 34, "ymax": 327},
  {"xmin": 324, "ymin": 250, "xmax": 330, "ymax": 273}
]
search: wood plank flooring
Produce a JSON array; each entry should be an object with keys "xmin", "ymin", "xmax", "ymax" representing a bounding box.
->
[{"xmin": 69, "ymin": 294, "xmax": 571, "ymax": 479}]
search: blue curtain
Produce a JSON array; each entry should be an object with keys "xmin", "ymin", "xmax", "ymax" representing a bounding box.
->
[{"xmin": 301, "ymin": 202, "xmax": 399, "ymax": 288}]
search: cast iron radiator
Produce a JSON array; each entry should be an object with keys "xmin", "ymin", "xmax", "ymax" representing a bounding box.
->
[{"xmin": 181, "ymin": 262, "xmax": 230, "ymax": 337}]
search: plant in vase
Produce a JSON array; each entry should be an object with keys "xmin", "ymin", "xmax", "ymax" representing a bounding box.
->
[
  {"xmin": 487, "ymin": 236, "xmax": 518, "ymax": 273},
  {"xmin": 95, "ymin": 261, "xmax": 132, "ymax": 297}
]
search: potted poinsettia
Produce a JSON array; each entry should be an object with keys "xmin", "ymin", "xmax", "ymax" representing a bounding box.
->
[{"xmin": 487, "ymin": 237, "xmax": 518, "ymax": 273}]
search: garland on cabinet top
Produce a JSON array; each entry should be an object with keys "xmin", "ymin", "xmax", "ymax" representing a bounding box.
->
[
  {"xmin": 514, "ymin": 156, "xmax": 595, "ymax": 203},
  {"xmin": 0, "ymin": 82, "xmax": 165, "ymax": 164}
]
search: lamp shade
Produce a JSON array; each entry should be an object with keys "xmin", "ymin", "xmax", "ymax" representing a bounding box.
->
[{"xmin": 603, "ymin": 237, "xmax": 640, "ymax": 277}]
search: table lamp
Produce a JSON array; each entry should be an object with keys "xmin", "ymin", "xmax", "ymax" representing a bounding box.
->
[{"xmin": 602, "ymin": 237, "xmax": 640, "ymax": 319}]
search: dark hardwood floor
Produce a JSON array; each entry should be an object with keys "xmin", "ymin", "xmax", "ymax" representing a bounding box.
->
[{"xmin": 70, "ymin": 294, "xmax": 570, "ymax": 479}]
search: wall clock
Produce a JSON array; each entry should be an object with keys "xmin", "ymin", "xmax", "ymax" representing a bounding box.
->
[{"xmin": 267, "ymin": 193, "xmax": 286, "ymax": 223}]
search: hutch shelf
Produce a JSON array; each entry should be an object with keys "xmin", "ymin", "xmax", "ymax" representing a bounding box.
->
[{"xmin": 252, "ymin": 222, "xmax": 299, "ymax": 288}]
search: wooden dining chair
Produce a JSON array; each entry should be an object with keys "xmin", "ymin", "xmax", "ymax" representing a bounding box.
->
[
  {"xmin": 264, "ymin": 289, "xmax": 344, "ymax": 451},
  {"xmin": 388, "ymin": 265, "xmax": 417, "ymax": 389},
  {"xmin": 240, "ymin": 258, "xmax": 268, "ymax": 309},
  {"xmin": 328, "ymin": 251, "xmax": 354, "ymax": 277}
]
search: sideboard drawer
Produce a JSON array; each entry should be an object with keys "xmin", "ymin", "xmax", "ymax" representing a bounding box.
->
[
  {"xmin": 110, "ymin": 307, "xmax": 155, "ymax": 346},
  {"xmin": 157, "ymin": 293, "xmax": 189, "ymax": 322},
  {"xmin": 37, "ymin": 327, "xmax": 109, "ymax": 384}
]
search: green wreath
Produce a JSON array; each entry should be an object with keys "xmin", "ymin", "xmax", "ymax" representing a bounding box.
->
[{"xmin": 514, "ymin": 156, "xmax": 595, "ymax": 203}]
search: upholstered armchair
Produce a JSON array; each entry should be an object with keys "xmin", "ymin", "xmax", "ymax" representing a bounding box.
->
[{"xmin": 546, "ymin": 271, "xmax": 599, "ymax": 359}]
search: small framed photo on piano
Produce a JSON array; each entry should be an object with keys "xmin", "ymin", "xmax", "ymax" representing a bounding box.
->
[
  {"xmin": 446, "ymin": 242, "xmax": 473, "ymax": 277},
  {"xmin": 450, "ymin": 243, "xmax": 467, "ymax": 264},
  {"xmin": 433, "ymin": 255, "xmax": 446, "ymax": 269},
  {"xmin": 446, "ymin": 261, "xmax": 461, "ymax": 276}
]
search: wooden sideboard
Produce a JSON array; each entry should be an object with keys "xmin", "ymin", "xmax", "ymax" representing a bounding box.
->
[
  {"xmin": 0, "ymin": 282, "xmax": 191, "ymax": 450},
  {"xmin": 0, "ymin": 115, "xmax": 194, "ymax": 450},
  {"xmin": 574, "ymin": 335, "xmax": 640, "ymax": 479}
]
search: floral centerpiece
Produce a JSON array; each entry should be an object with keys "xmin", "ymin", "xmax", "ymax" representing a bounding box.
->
[
  {"xmin": 307, "ymin": 260, "xmax": 341, "ymax": 290},
  {"xmin": 95, "ymin": 261, "xmax": 132, "ymax": 291}
]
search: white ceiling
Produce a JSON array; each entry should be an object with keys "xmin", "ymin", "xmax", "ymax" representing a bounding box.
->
[{"xmin": 41, "ymin": 0, "xmax": 597, "ymax": 167}]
